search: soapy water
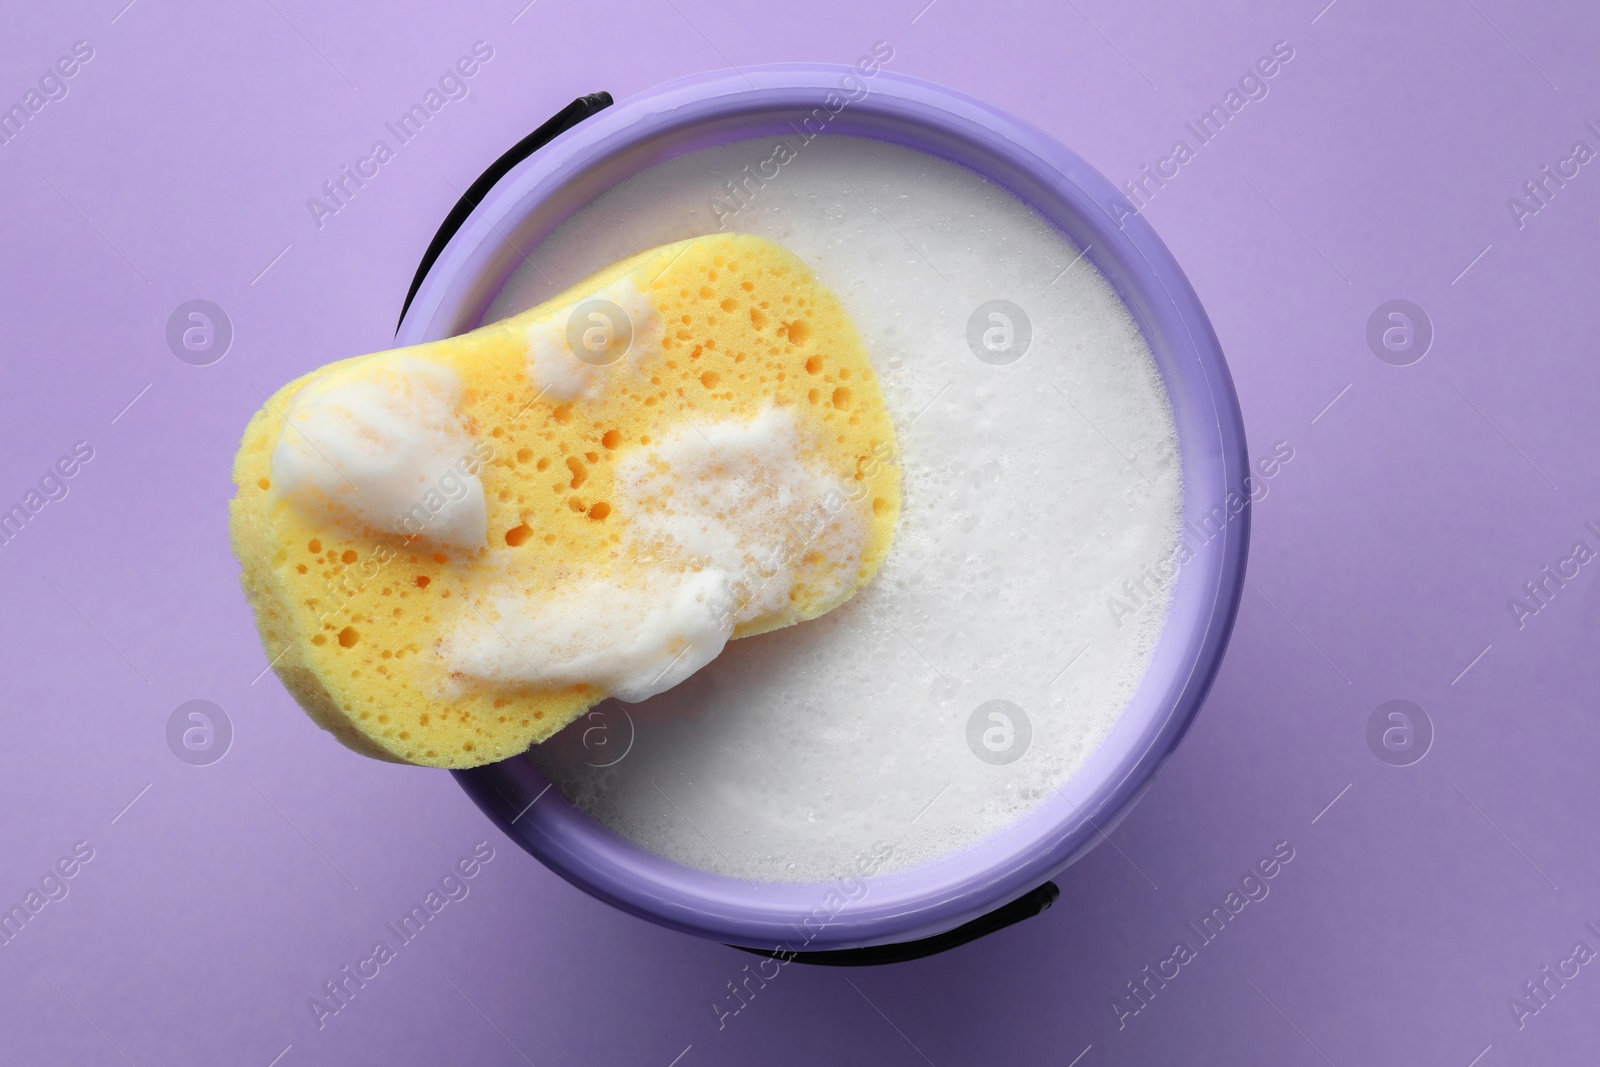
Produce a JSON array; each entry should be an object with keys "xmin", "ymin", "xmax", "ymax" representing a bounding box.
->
[{"xmin": 488, "ymin": 135, "xmax": 1183, "ymax": 883}]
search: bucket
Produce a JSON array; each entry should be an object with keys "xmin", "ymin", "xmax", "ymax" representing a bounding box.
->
[{"xmin": 395, "ymin": 64, "xmax": 1249, "ymax": 958}]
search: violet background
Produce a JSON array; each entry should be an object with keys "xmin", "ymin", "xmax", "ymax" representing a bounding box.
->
[{"xmin": 1, "ymin": 0, "xmax": 1595, "ymax": 1064}]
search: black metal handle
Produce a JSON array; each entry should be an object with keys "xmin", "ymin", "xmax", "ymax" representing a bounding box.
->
[
  {"xmin": 397, "ymin": 91, "xmax": 615, "ymax": 331},
  {"xmin": 730, "ymin": 881, "xmax": 1061, "ymax": 967}
]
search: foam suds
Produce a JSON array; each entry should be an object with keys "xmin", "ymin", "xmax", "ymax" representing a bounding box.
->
[
  {"xmin": 270, "ymin": 355, "xmax": 488, "ymax": 550},
  {"xmin": 524, "ymin": 275, "xmax": 662, "ymax": 402},
  {"xmin": 441, "ymin": 566, "xmax": 734, "ymax": 703},
  {"xmin": 616, "ymin": 404, "xmax": 867, "ymax": 635},
  {"xmin": 498, "ymin": 136, "xmax": 1184, "ymax": 884},
  {"xmin": 439, "ymin": 405, "xmax": 865, "ymax": 703}
]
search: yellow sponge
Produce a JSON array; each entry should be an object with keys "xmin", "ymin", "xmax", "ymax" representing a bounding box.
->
[{"xmin": 229, "ymin": 233, "xmax": 900, "ymax": 768}]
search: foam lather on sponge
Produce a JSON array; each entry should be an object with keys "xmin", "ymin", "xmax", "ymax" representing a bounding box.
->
[{"xmin": 229, "ymin": 233, "xmax": 900, "ymax": 768}]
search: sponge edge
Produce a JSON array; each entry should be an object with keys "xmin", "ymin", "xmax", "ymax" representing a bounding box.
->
[{"xmin": 230, "ymin": 233, "xmax": 901, "ymax": 769}]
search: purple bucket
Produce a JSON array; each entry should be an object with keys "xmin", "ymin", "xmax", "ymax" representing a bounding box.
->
[{"xmin": 395, "ymin": 64, "xmax": 1249, "ymax": 953}]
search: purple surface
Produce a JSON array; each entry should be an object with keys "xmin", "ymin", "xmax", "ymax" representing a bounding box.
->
[
  {"xmin": 413, "ymin": 65, "xmax": 1250, "ymax": 952},
  {"xmin": 0, "ymin": 1, "xmax": 1593, "ymax": 1064}
]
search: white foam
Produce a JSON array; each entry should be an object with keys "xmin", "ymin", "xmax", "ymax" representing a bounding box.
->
[
  {"xmin": 441, "ymin": 565, "xmax": 735, "ymax": 703},
  {"xmin": 489, "ymin": 136, "xmax": 1184, "ymax": 883},
  {"xmin": 524, "ymin": 275, "xmax": 661, "ymax": 402},
  {"xmin": 615, "ymin": 404, "xmax": 866, "ymax": 631},
  {"xmin": 270, "ymin": 356, "xmax": 488, "ymax": 550},
  {"xmin": 438, "ymin": 406, "xmax": 864, "ymax": 704}
]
